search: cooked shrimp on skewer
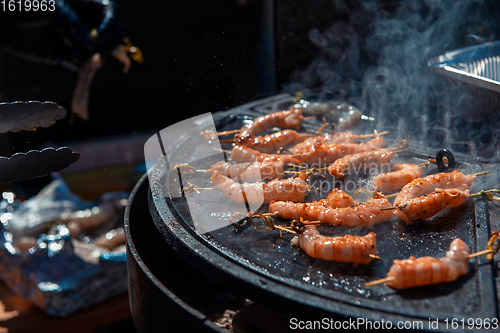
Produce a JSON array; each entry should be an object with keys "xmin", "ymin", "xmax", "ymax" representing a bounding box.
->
[
  {"xmin": 365, "ymin": 238, "xmax": 470, "ymax": 289},
  {"xmin": 393, "ymin": 188, "xmax": 470, "ymax": 224},
  {"xmin": 291, "ymin": 132, "xmax": 358, "ymax": 154},
  {"xmin": 176, "ymin": 161, "xmax": 286, "ymax": 182},
  {"xmin": 210, "ymin": 171, "xmax": 308, "ymax": 204},
  {"xmin": 239, "ymin": 108, "xmax": 304, "ymax": 138},
  {"xmin": 291, "ymin": 224, "xmax": 378, "ymax": 265},
  {"xmin": 234, "ymin": 129, "xmax": 311, "ymax": 154},
  {"xmin": 393, "ymin": 170, "xmax": 482, "ymax": 208},
  {"xmin": 372, "ymin": 163, "xmax": 423, "ymax": 194},
  {"xmin": 302, "ymin": 192, "xmax": 393, "ymax": 228},
  {"xmin": 291, "ymin": 131, "xmax": 389, "ymax": 155},
  {"xmin": 327, "ymin": 149, "xmax": 394, "ymax": 178},
  {"xmin": 209, "ymin": 161, "xmax": 285, "ymax": 181},
  {"xmin": 268, "ymin": 188, "xmax": 356, "ymax": 220},
  {"xmin": 293, "ymin": 131, "xmax": 386, "ymax": 166},
  {"xmin": 231, "ymin": 145, "xmax": 300, "ymax": 165}
]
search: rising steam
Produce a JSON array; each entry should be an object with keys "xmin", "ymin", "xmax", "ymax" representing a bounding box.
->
[{"xmin": 282, "ymin": 0, "xmax": 500, "ymax": 160}]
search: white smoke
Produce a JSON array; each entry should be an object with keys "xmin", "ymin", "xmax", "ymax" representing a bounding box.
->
[{"xmin": 282, "ymin": 0, "xmax": 500, "ymax": 159}]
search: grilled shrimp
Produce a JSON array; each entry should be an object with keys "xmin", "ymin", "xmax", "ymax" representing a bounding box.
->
[
  {"xmin": 293, "ymin": 131, "xmax": 385, "ymax": 166},
  {"xmin": 291, "ymin": 225, "xmax": 377, "ymax": 264},
  {"xmin": 327, "ymin": 149, "xmax": 394, "ymax": 178},
  {"xmin": 379, "ymin": 239, "xmax": 470, "ymax": 290},
  {"xmin": 394, "ymin": 188, "xmax": 470, "ymax": 224},
  {"xmin": 394, "ymin": 170, "xmax": 475, "ymax": 208},
  {"xmin": 231, "ymin": 145, "xmax": 300, "ymax": 165},
  {"xmin": 303, "ymin": 193, "xmax": 393, "ymax": 228},
  {"xmin": 372, "ymin": 164, "xmax": 423, "ymax": 194},
  {"xmin": 239, "ymin": 109, "xmax": 304, "ymax": 137},
  {"xmin": 234, "ymin": 129, "xmax": 311, "ymax": 153},
  {"xmin": 209, "ymin": 161, "xmax": 285, "ymax": 181},
  {"xmin": 210, "ymin": 171, "xmax": 308, "ymax": 204},
  {"xmin": 291, "ymin": 132, "xmax": 358, "ymax": 154},
  {"xmin": 268, "ymin": 188, "xmax": 356, "ymax": 220}
]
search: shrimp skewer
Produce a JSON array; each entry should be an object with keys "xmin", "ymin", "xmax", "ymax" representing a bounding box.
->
[
  {"xmin": 201, "ymin": 109, "xmax": 304, "ymax": 141},
  {"xmin": 234, "ymin": 129, "xmax": 312, "ymax": 153},
  {"xmin": 291, "ymin": 131, "xmax": 389, "ymax": 155},
  {"xmin": 291, "ymin": 224, "xmax": 378, "ymax": 265},
  {"xmin": 210, "ymin": 171, "xmax": 308, "ymax": 204},
  {"xmin": 268, "ymin": 188, "xmax": 356, "ymax": 220},
  {"xmin": 176, "ymin": 161, "xmax": 285, "ymax": 182},
  {"xmin": 301, "ymin": 193, "xmax": 394, "ymax": 228},
  {"xmin": 393, "ymin": 188, "xmax": 470, "ymax": 224},
  {"xmin": 372, "ymin": 163, "xmax": 423, "ymax": 194},
  {"xmin": 239, "ymin": 108, "xmax": 304, "ymax": 138},
  {"xmin": 231, "ymin": 145, "xmax": 300, "ymax": 165},
  {"xmin": 292, "ymin": 131, "xmax": 386, "ymax": 166},
  {"xmin": 365, "ymin": 238, "xmax": 470, "ymax": 289},
  {"xmin": 291, "ymin": 132, "xmax": 358, "ymax": 154},
  {"xmin": 200, "ymin": 129, "xmax": 241, "ymax": 141},
  {"xmin": 327, "ymin": 149, "xmax": 394, "ymax": 178},
  {"xmin": 210, "ymin": 160, "xmax": 285, "ymax": 181},
  {"xmin": 389, "ymin": 185, "xmax": 490, "ymax": 224},
  {"xmin": 393, "ymin": 170, "xmax": 485, "ymax": 208}
]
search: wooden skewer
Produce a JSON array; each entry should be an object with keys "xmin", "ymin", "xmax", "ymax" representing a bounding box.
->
[
  {"xmin": 356, "ymin": 131, "xmax": 390, "ymax": 139},
  {"xmin": 469, "ymin": 188, "xmax": 499, "ymax": 201},
  {"xmin": 300, "ymin": 220, "xmax": 323, "ymax": 226},
  {"xmin": 174, "ymin": 163, "xmax": 206, "ymax": 174},
  {"xmin": 380, "ymin": 184, "xmax": 493, "ymax": 211},
  {"xmin": 365, "ymin": 276, "xmax": 394, "ymax": 287},
  {"xmin": 380, "ymin": 204, "xmax": 406, "ymax": 211},
  {"xmin": 183, "ymin": 182, "xmax": 215, "ymax": 195},
  {"xmin": 468, "ymin": 249, "xmax": 494, "ymax": 258},
  {"xmin": 388, "ymin": 148, "xmax": 408, "ymax": 154},
  {"xmin": 287, "ymin": 163, "xmax": 307, "ymax": 169},
  {"xmin": 219, "ymin": 129, "xmax": 241, "ymax": 136},
  {"xmin": 200, "ymin": 129, "xmax": 240, "ymax": 141},
  {"xmin": 314, "ymin": 119, "xmax": 331, "ymax": 135},
  {"xmin": 248, "ymin": 212, "xmax": 297, "ymax": 234}
]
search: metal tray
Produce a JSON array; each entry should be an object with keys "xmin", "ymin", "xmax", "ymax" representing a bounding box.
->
[{"xmin": 428, "ymin": 41, "xmax": 500, "ymax": 93}]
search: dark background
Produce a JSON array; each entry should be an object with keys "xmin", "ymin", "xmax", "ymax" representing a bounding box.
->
[
  {"xmin": 0, "ymin": 0, "xmax": 364, "ymax": 155},
  {"xmin": 0, "ymin": 0, "xmax": 269, "ymax": 154},
  {"xmin": 1, "ymin": 0, "xmax": 499, "ymax": 156}
]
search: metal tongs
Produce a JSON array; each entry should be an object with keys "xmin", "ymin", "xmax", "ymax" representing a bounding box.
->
[{"xmin": 0, "ymin": 101, "xmax": 80, "ymax": 183}]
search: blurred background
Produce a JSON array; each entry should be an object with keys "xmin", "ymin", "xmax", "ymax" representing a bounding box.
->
[
  {"xmin": 1, "ymin": 1, "xmax": 270, "ymax": 152},
  {"xmin": 2, "ymin": 0, "xmax": 499, "ymax": 159}
]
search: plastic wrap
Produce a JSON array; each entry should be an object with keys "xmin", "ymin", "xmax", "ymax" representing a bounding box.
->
[{"xmin": 0, "ymin": 179, "xmax": 128, "ymax": 317}]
